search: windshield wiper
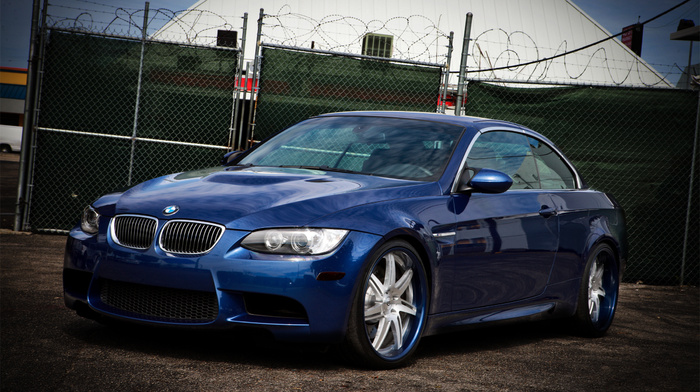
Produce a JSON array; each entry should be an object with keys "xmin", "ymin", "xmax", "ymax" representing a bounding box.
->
[{"xmin": 225, "ymin": 162, "xmax": 255, "ymax": 171}]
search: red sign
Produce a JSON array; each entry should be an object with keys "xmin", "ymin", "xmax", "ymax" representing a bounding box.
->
[{"xmin": 621, "ymin": 24, "xmax": 643, "ymax": 56}]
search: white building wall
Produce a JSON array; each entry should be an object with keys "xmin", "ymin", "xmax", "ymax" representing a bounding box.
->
[{"xmin": 153, "ymin": 0, "xmax": 672, "ymax": 87}]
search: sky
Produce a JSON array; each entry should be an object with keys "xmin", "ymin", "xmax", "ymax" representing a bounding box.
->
[
  {"xmin": 1, "ymin": 0, "xmax": 699, "ymax": 85},
  {"xmin": 574, "ymin": 0, "xmax": 699, "ymax": 84},
  {"xmin": 0, "ymin": 0, "xmax": 194, "ymax": 68}
]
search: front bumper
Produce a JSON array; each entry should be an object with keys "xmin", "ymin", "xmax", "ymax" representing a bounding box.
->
[{"xmin": 64, "ymin": 224, "xmax": 381, "ymax": 343}]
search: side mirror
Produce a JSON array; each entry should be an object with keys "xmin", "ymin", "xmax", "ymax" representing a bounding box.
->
[
  {"xmin": 457, "ymin": 168, "xmax": 513, "ymax": 194},
  {"xmin": 221, "ymin": 150, "xmax": 244, "ymax": 166}
]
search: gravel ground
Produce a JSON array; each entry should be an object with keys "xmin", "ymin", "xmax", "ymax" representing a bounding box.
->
[{"xmin": 1, "ymin": 231, "xmax": 698, "ymax": 392}]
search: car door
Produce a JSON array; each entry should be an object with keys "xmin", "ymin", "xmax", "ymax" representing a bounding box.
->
[{"xmin": 449, "ymin": 130, "xmax": 559, "ymax": 310}]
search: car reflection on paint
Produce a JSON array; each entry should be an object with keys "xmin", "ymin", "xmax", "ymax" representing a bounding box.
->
[{"xmin": 64, "ymin": 111, "xmax": 627, "ymax": 369}]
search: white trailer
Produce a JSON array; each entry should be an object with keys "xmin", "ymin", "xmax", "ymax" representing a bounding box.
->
[{"xmin": 0, "ymin": 125, "xmax": 23, "ymax": 153}]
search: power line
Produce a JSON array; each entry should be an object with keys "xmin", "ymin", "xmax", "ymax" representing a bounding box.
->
[{"xmin": 463, "ymin": 0, "xmax": 692, "ymax": 74}]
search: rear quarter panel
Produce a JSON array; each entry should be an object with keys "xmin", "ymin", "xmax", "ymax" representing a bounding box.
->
[{"xmin": 548, "ymin": 190, "xmax": 627, "ymax": 283}]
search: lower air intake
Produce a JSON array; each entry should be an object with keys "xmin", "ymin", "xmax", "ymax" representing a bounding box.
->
[{"xmin": 98, "ymin": 279, "xmax": 219, "ymax": 323}]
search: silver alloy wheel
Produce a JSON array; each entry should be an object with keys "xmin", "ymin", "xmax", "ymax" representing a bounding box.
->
[
  {"xmin": 588, "ymin": 258, "xmax": 606, "ymax": 323},
  {"xmin": 363, "ymin": 250, "xmax": 417, "ymax": 356},
  {"xmin": 341, "ymin": 240, "xmax": 428, "ymax": 368},
  {"xmin": 573, "ymin": 242, "xmax": 618, "ymax": 337}
]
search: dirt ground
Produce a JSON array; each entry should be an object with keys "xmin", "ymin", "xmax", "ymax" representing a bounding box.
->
[{"xmin": 1, "ymin": 230, "xmax": 698, "ymax": 392}]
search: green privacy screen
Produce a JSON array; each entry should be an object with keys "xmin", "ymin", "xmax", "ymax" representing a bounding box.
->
[
  {"xmin": 30, "ymin": 30, "xmax": 237, "ymax": 231},
  {"xmin": 253, "ymin": 46, "xmax": 443, "ymax": 140},
  {"xmin": 464, "ymin": 81, "xmax": 699, "ymax": 285}
]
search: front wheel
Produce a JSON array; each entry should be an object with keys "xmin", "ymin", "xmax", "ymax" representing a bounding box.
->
[
  {"xmin": 341, "ymin": 240, "xmax": 429, "ymax": 369},
  {"xmin": 572, "ymin": 243, "xmax": 619, "ymax": 337}
]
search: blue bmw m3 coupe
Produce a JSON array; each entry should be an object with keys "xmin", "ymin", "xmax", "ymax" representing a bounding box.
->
[{"xmin": 64, "ymin": 111, "xmax": 627, "ymax": 368}]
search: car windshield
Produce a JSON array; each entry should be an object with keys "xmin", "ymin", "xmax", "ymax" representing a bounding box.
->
[{"xmin": 238, "ymin": 116, "xmax": 465, "ymax": 181}]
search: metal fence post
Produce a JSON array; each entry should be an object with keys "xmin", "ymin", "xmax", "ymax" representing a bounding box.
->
[
  {"xmin": 681, "ymin": 91, "xmax": 699, "ymax": 285},
  {"xmin": 127, "ymin": 2, "xmax": 149, "ymax": 186},
  {"xmin": 440, "ymin": 31, "xmax": 454, "ymax": 114},
  {"xmin": 230, "ymin": 12, "xmax": 248, "ymax": 150},
  {"xmin": 16, "ymin": 0, "xmax": 48, "ymax": 231},
  {"xmin": 237, "ymin": 62, "xmax": 251, "ymax": 145},
  {"xmin": 454, "ymin": 13, "xmax": 472, "ymax": 116},
  {"xmin": 14, "ymin": 0, "xmax": 42, "ymax": 231},
  {"xmin": 245, "ymin": 8, "xmax": 264, "ymax": 148}
]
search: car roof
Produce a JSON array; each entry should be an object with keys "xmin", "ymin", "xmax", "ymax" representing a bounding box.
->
[
  {"xmin": 315, "ymin": 111, "xmax": 553, "ymax": 145},
  {"xmin": 316, "ymin": 111, "xmax": 523, "ymax": 131}
]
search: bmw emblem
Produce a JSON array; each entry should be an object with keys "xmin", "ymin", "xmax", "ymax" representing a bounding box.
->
[{"xmin": 163, "ymin": 205, "xmax": 179, "ymax": 215}]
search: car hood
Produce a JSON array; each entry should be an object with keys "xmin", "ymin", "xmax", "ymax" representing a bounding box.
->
[{"xmin": 106, "ymin": 166, "xmax": 441, "ymax": 230}]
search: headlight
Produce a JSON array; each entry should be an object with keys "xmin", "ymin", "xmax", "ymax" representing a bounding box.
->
[
  {"xmin": 241, "ymin": 228, "xmax": 348, "ymax": 255},
  {"xmin": 80, "ymin": 205, "xmax": 100, "ymax": 235}
]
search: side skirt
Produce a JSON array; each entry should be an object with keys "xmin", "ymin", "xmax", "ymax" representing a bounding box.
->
[{"xmin": 423, "ymin": 278, "xmax": 580, "ymax": 336}]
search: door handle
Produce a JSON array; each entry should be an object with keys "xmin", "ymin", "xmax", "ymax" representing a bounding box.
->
[{"xmin": 539, "ymin": 205, "xmax": 558, "ymax": 218}]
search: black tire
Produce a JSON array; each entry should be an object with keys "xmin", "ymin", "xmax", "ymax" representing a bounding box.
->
[
  {"xmin": 341, "ymin": 240, "xmax": 429, "ymax": 369},
  {"xmin": 572, "ymin": 243, "xmax": 619, "ymax": 337}
]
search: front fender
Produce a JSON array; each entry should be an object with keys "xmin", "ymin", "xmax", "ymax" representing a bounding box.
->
[{"xmin": 308, "ymin": 196, "xmax": 456, "ymax": 314}]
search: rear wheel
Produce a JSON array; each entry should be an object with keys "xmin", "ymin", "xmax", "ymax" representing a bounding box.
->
[
  {"xmin": 341, "ymin": 240, "xmax": 429, "ymax": 369},
  {"xmin": 573, "ymin": 243, "xmax": 619, "ymax": 337}
]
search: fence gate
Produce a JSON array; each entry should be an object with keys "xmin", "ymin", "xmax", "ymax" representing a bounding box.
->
[{"xmin": 25, "ymin": 29, "xmax": 240, "ymax": 231}]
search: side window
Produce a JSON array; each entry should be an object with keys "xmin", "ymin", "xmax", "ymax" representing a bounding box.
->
[
  {"xmin": 528, "ymin": 137, "xmax": 576, "ymax": 189},
  {"xmin": 466, "ymin": 131, "xmax": 540, "ymax": 189}
]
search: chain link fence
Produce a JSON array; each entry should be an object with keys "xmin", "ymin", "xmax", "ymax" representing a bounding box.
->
[
  {"xmin": 463, "ymin": 81, "xmax": 699, "ymax": 285},
  {"xmin": 17, "ymin": 4, "xmax": 699, "ymax": 286},
  {"xmin": 254, "ymin": 45, "xmax": 444, "ymax": 141},
  {"xmin": 27, "ymin": 29, "xmax": 239, "ymax": 230}
]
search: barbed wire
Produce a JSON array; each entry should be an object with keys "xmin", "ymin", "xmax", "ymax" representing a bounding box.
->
[
  {"xmin": 469, "ymin": 28, "xmax": 670, "ymax": 87},
  {"xmin": 44, "ymin": 1, "xmax": 690, "ymax": 87},
  {"xmin": 468, "ymin": 45, "xmax": 687, "ymax": 87},
  {"xmin": 150, "ymin": 9, "xmax": 237, "ymax": 44},
  {"xmin": 261, "ymin": 5, "xmax": 451, "ymax": 64},
  {"xmin": 46, "ymin": 3, "xmax": 239, "ymax": 45}
]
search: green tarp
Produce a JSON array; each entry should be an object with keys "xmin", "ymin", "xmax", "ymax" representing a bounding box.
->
[
  {"xmin": 465, "ymin": 82, "xmax": 699, "ymax": 285},
  {"xmin": 254, "ymin": 47, "xmax": 443, "ymax": 139}
]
